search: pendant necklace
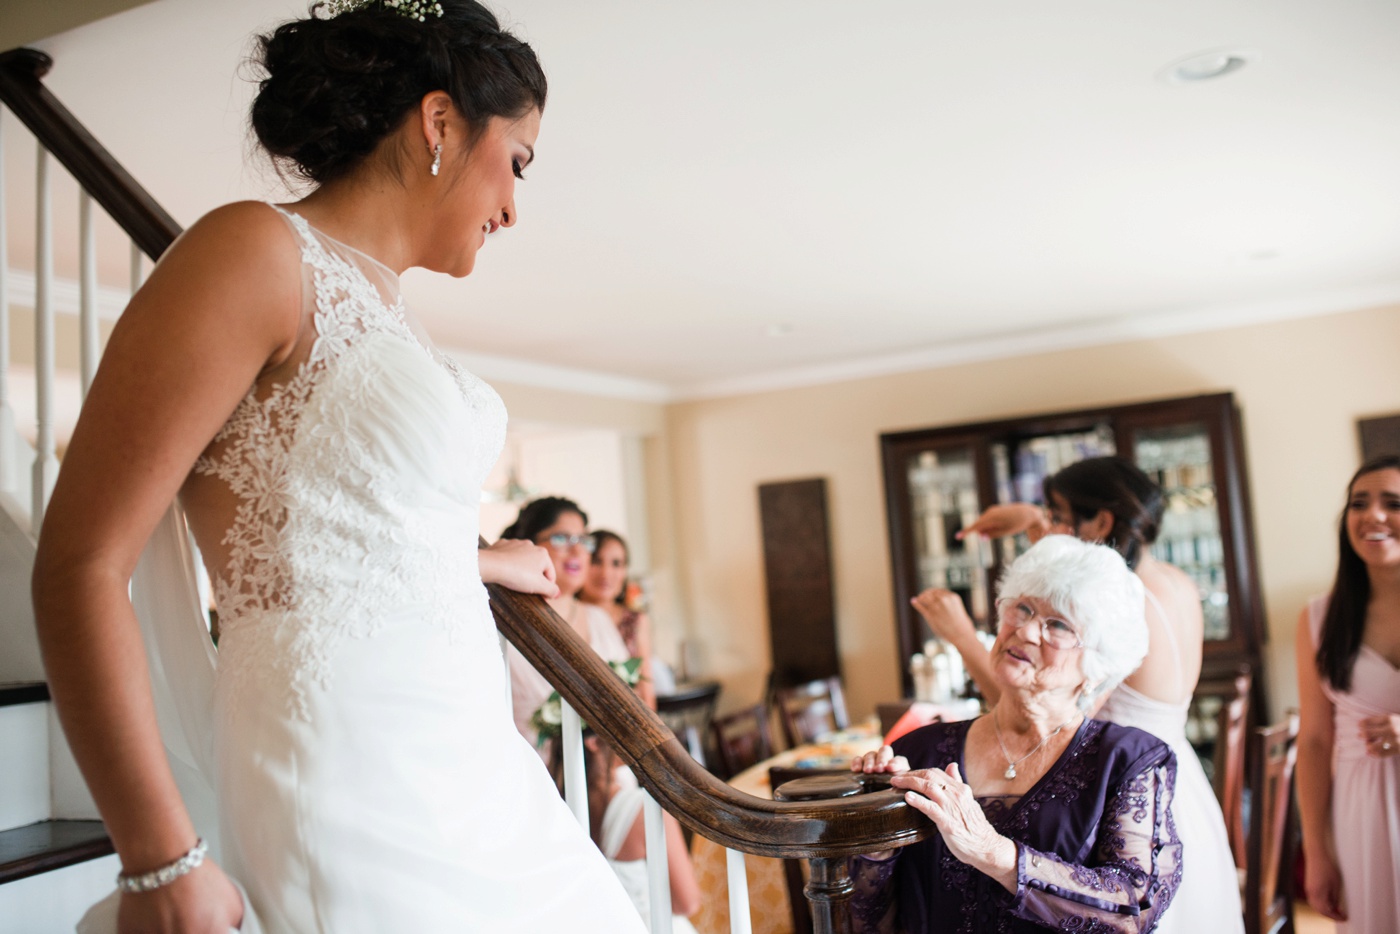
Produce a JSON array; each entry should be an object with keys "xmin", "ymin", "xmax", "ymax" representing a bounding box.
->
[{"xmin": 992, "ymin": 706, "xmax": 1080, "ymax": 780}]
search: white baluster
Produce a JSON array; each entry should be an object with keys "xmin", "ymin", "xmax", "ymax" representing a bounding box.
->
[
  {"xmin": 725, "ymin": 848, "xmax": 753, "ymax": 934},
  {"xmin": 32, "ymin": 145, "xmax": 58, "ymax": 526},
  {"xmin": 130, "ymin": 240, "xmax": 143, "ymax": 293},
  {"xmin": 79, "ymin": 190, "xmax": 99, "ymax": 396},
  {"xmin": 0, "ymin": 106, "xmax": 14, "ymax": 495},
  {"xmin": 643, "ymin": 792, "xmax": 673, "ymax": 934},
  {"xmin": 499, "ymin": 633, "xmax": 513, "ymax": 711},
  {"xmin": 561, "ymin": 700, "xmax": 588, "ymax": 830}
]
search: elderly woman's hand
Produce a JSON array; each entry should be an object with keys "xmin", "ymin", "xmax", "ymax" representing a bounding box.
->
[
  {"xmin": 851, "ymin": 745, "xmax": 910, "ymax": 775},
  {"xmin": 892, "ymin": 763, "xmax": 1018, "ymax": 892}
]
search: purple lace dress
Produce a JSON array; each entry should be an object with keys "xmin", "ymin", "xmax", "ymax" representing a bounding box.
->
[{"xmin": 850, "ymin": 719, "xmax": 1182, "ymax": 934}]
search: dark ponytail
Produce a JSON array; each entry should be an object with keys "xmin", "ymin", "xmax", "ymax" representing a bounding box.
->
[{"xmin": 1043, "ymin": 456, "xmax": 1164, "ymax": 570}]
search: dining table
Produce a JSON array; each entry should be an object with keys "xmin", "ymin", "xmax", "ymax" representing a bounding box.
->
[{"xmin": 688, "ymin": 700, "xmax": 983, "ymax": 934}]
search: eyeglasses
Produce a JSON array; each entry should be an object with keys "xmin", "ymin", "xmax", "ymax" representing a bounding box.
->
[
  {"xmin": 999, "ymin": 601, "xmax": 1083, "ymax": 650},
  {"xmin": 541, "ymin": 533, "xmax": 597, "ymax": 554}
]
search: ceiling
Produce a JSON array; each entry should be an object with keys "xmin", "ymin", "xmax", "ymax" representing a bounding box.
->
[{"xmin": 13, "ymin": 0, "xmax": 1400, "ymax": 400}]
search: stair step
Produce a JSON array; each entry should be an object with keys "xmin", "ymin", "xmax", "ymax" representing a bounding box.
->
[
  {"xmin": 0, "ymin": 820, "xmax": 113, "ymax": 886},
  {"xmin": 0, "ymin": 683, "xmax": 48, "ymax": 708}
]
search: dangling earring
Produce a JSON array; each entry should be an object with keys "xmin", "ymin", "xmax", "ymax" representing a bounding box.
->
[{"xmin": 430, "ymin": 143, "xmax": 442, "ymax": 177}]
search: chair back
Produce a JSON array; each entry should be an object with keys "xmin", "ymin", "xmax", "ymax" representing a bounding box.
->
[
  {"xmin": 1244, "ymin": 713, "xmax": 1300, "ymax": 934},
  {"xmin": 1212, "ymin": 666, "xmax": 1252, "ymax": 871},
  {"xmin": 710, "ymin": 703, "xmax": 776, "ymax": 779},
  {"xmin": 773, "ymin": 677, "xmax": 850, "ymax": 748},
  {"xmin": 656, "ymin": 681, "xmax": 721, "ymax": 769}
]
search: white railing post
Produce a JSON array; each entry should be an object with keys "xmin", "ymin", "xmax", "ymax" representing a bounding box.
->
[
  {"xmin": 561, "ymin": 700, "xmax": 588, "ymax": 830},
  {"xmin": 130, "ymin": 240, "xmax": 144, "ymax": 294},
  {"xmin": 79, "ymin": 190, "xmax": 99, "ymax": 396},
  {"xmin": 643, "ymin": 792, "xmax": 673, "ymax": 934},
  {"xmin": 725, "ymin": 848, "xmax": 753, "ymax": 934},
  {"xmin": 0, "ymin": 106, "xmax": 14, "ymax": 495},
  {"xmin": 32, "ymin": 144, "xmax": 58, "ymax": 526}
]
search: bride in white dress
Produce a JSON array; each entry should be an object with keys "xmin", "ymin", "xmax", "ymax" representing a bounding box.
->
[
  {"xmin": 916, "ymin": 457, "xmax": 1244, "ymax": 934},
  {"xmin": 31, "ymin": 2, "xmax": 644, "ymax": 931}
]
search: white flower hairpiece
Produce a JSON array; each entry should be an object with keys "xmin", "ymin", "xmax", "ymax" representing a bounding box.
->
[{"xmin": 326, "ymin": 0, "xmax": 445, "ymax": 23}]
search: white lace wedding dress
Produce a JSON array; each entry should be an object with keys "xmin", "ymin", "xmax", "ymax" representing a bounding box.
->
[{"xmin": 81, "ymin": 204, "xmax": 643, "ymax": 933}]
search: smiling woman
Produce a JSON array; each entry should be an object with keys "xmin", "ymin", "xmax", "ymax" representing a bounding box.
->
[{"xmin": 849, "ymin": 536, "xmax": 1179, "ymax": 934}]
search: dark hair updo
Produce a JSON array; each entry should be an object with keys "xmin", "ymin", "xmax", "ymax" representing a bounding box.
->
[
  {"xmin": 1043, "ymin": 456, "xmax": 1164, "ymax": 570},
  {"xmin": 499, "ymin": 496, "xmax": 587, "ymax": 543},
  {"xmin": 251, "ymin": 0, "xmax": 546, "ymax": 185}
]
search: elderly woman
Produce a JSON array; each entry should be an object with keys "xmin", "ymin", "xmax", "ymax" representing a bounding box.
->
[{"xmin": 850, "ymin": 536, "xmax": 1181, "ymax": 933}]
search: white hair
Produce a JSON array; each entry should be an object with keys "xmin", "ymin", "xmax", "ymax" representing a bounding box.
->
[{"xmin": 996, "ymin": 534, "xmax": 1148, "ymax": 710}]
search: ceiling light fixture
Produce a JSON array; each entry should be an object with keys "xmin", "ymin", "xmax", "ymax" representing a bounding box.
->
[{"xmin": 1158, "ymin": 48, "xmax": 1259, "ymax": 85}]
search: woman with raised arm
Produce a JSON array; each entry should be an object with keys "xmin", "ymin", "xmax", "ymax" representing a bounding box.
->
[
  {"xmin": 1296, "ymin": 456, "xmax": 1400, "ymax": 931},
  {"xmin": 849, "ymin": 536, "xmax": 1180, "ymax": 933},
  {"xmin": 31, "ymin": 2, "xmax": 643, "ymax": 931},
  {"xmin": 913, "ymin": 456, "xmax": 1240, "ymax": 934}
]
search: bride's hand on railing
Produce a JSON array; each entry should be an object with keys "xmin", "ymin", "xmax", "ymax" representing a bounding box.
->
[
  {"xmin": 851, "ymin": 745, "xmax": 910, "ymax": 775},
  {"xmin": 117, "ymin": 861, "xmax": 243, "ymax": 934},
  {"xmin": 479, "ymin": 539, "xmax": 559, "ymax": 597}
]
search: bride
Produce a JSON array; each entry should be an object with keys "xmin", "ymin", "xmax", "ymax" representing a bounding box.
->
[{"xmin": 30, "ymin": 1, "xmax": 645, "ymax": 931}]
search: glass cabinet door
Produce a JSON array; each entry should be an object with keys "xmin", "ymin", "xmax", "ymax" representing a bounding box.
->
[
  {"xmin": 1131, "ymin": 423, "xmax": 1231, "ymax": 641},
  {"xmin": 906, "ymin": 447, "xmax": 991, "ymax": 620}
]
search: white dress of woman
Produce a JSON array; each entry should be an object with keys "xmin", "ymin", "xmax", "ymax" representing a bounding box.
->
[
  {"xmin": 81, "ymin": 206, "xmax": 644, "ymax": 933},
  {"xmin": 1096, "ymin": 591, "xmax": 1243, "ymax": 934}
]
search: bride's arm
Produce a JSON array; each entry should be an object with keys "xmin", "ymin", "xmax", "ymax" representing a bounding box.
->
[
  {"xmin": 32, "ymin": 202, "xmax": 301, "ymax": 933},
  {"xmin": 478, "ymin": 539, "xmax": 559, "ymax": 596}
]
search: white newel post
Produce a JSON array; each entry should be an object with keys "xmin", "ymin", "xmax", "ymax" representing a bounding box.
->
[
  {"xmin": 79, "ymin": 190, "xmax": 99, "ymax": 396},
  {"xmin": 33, "ymin": 144, "xmax": 58, "ymax": 526},
  {"xmin": 0, "ymin": 106, "xmax": 14, "ymax": 495},
  {"xmin": 643, "ymin": 792, "xmax": 673, "ymax": 933},
  {"xmin": 725, "ymin": 847, "xmax": 754, "ymax": 934},
  {"xmin": 561, "ymin": 700, "xmax": 588, "ymax": 830}
]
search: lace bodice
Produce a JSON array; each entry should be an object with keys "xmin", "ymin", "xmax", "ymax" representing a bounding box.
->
[{"xmin": 191, "ymin": 206, "xmax": 507, "ymax": 717}]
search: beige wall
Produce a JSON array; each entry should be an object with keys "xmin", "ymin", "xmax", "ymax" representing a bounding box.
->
[{"xmin": 664, "ymin": 303, "xmax": 1400, "ymax": 722}]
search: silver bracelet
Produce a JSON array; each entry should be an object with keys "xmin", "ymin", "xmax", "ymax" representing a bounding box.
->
[{"xmin": 116, "ymin": 838, "xmax": 208, "ymax": 894}]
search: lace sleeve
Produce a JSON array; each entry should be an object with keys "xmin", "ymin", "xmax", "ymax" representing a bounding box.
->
[
  {"xmin": 1010, "ymin": 760, "xmax": 1181, "ymax": 933},
  {"xmin": 848, "ymin": 853, "xmax": 899, "ymax": 934}
]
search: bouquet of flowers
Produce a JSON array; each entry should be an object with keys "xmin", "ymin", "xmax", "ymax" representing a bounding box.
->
[{"xmin": 530, "ymin": 656, "xmax": 643, "ymax": 748}]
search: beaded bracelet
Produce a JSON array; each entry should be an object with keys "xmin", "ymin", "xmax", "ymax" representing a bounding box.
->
[{"xmin": 116, "ymin": 838, "xmax": 208, "ymax": 894}]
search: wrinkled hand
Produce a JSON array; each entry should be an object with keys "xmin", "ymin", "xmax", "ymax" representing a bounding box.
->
[
  {"xmin": 892, "ymin": 763, "xmax": 1015, "ymax": 886},
  {"xmin": 1302, "ymin": 847, "xmax": 1347, "ymax": 921},
  {"xmin": 911, "ymin": 589, "xmax": 979, "ymax": 646},
  {"xmin": 478, "ymin": 539, "xmax": 559, "ymax": 597},
  {"xmin": 852, "ymin": 745, "xmax": 910, "ymax": 775},
  {"xmin": 1360, "ymin": 714, "xmax": 1400, "ymax": 758},
  {"xmin": 117, "ymin": 860, "xmax": 244, "ymax": 934},
  {"xmin": 955, "ymin": 503, "xmax": 1045, "ymax": 542}
]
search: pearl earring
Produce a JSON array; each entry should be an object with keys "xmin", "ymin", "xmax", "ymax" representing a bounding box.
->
[{"xmin": 430, "ymin": 143, "xmax": 442, "ymax": 177}]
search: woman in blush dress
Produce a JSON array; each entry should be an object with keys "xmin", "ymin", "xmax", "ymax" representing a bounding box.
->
[
  {"xmin": 581, "ymin": 529, "xmax": 679, "ymax": 702},
  {"xmin": 1297, "ymin": 455, "xmax": 1400, "ymax": 931},
  {"xmin": 917, "ymin": 457, "xmax": 1241, "ymax": 934},
  {"xmin": 849, "ymin": 536, "xmax": 1180, "ymax": 933},
  {"xmin": 30, "ymin": 2, "xmax": 644, "ymax": 931}
]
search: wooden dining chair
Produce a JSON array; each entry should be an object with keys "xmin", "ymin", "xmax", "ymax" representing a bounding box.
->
[
  {"xmin": 772, "ymin": 676, "xmax": 850, "ymax": 748},
  {"xmin": 1243, "ymin": 713, "xmax": 1300, "ymax": 934},
  {"xmin": 709, "ymin": 703, "xmax": 775, "ymax": 780},
  {"xmin": 655, "ymin": 680, "xmax": 721, "ymax": 769},
  {"xmin": 1211, "ymin": 666, "xmax": 1252, "ymax": 872}
]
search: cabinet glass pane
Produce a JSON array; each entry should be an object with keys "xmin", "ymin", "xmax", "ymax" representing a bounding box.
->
[
  {"xmin": 1133, "ymin": 424, "xmax": 1230, "ymax": 641},
  {"xmin": 990, "ymin": 423, "xmax": 1117, "ymax": 566},
  {"xmin": 907, "ymin": 448, "xmax": 990, "ymax": 620}
]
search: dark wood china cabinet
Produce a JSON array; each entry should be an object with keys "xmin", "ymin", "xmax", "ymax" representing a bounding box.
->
[{"xmin": 879, "ymin": 393, "xmax": 1270, "ymax": 749}]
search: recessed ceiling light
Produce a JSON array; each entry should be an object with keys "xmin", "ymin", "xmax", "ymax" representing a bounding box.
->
[
  {"xmin": 1158, "ymin": 48, "xmax": 1260, "ymax": 85},
  {"xmin": 765, "ymin": 322, "xmax": 795, "ymax": 337}
]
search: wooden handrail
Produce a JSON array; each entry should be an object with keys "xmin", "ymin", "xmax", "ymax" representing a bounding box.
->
[
  {"xmin": 0, "ymin": 48, "xmax": 181, "ymax": 261},
  {"xmin": 0, "ymin": 42, "xmax": 932, "ymax": 866},
  {"xmin": 489, "ymin": 581, "xmax": 932, "ymax": 858}
]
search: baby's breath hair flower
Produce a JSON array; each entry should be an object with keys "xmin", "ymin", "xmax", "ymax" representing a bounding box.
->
[{"xmin": 325, "ymin": 0, "xmax": 445, "ymax": 22}]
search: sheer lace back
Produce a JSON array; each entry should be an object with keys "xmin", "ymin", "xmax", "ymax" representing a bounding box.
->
[{"xmin": 189, "ymin": 205, "xmax": 506, "ymax": 717}]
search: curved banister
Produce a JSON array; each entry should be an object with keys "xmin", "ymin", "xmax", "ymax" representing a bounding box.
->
[
  {"xmin": 488, "ymin": 581, "xmax": 934, "ymax": 858},
  {"xmin": 0, "ymin": 48, "xmax": 181, "ymax": 261}
]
